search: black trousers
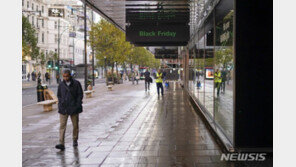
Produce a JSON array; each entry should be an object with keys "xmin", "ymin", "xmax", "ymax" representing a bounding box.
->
[
  {"xmin": 221, "ymin": 81, "xmax": 226, "ymax": 93},
  {"xmin": 215, "ymin": 82, "xmax": 221, "ymax": 96},
  {"xmin": 145, "ymin": 80, "xmax": 150, "ymax": 91},
  {"xmin": 156, "ymin": 83, "xmax": 164, "ymax": 95}
]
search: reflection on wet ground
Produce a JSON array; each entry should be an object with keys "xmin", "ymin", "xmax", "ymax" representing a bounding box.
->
[{"xmin": 23, "ymin": 81, "xmax": 272, "ymax": 167}]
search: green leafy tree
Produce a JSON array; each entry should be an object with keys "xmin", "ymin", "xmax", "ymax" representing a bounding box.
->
[
  {"xmin": 22, "ymin": 15, "xmax": 39, "ymax": 61},
  {"xmin": 89, "ymin": 19, "xmax": 129, "ymax": 82},
  {"xmin": 89, "ymin": 19, "xmax": 160, "ymax": 81},
  {"xmin": 215, "ymin": 47, "xmax": 233, "ymax": 68}
]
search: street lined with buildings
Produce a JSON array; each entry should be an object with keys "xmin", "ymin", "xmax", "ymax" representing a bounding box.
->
[{"xmin": 22, "ymin": 0, "xmax": 100, "ymax": 83}]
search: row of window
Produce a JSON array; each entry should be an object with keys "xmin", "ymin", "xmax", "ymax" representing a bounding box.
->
[
  {"xmin": 37, "ymin": 33, "xmax": 68, "ymax": 44},
  {"xmin": 30, "ymin": 16, "xmax": 44, "ymax": 28},
  {"xmin": 23, "ymin": 0, "xmax": 45, "ymax": 13}
]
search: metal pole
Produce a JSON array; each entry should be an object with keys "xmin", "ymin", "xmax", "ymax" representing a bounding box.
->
[
  {"xmin": 57, "ymin": 18, "xmax": 60, "ymax": 83},
  {"xmin": 84, "ymin": 4, "xmax": 88, "ymax": 90},
  {"xmin": 91, "ymin": 10, "xmax": 95, "ymax": 86},
  {"xmin": 104, "ymin": 57, "xmax": 107, "ymax": 85},
  {"xmin": 73, "ymin": 38, "xmax": 75, "ymax": 67}
]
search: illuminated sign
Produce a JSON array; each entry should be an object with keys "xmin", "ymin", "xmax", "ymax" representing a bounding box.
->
[
  {"xmin": 205, "ymin": 68, "xmax": 214, "ymax": 79},
  {"xmin": 126, "ymin": 25, "xmax": 189, "ymax": 46},
  {"xmin": 48, "ymin": 8, "xmax": 64, "ymax": 18},
  {"xmin": 126, "ymin": 12, "xmax": 189, "ymax": 23}
]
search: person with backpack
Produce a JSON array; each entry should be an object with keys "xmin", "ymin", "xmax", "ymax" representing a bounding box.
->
[{"xmin": 221, "ymin": 68, "xmax": 227, "ymax": 93}]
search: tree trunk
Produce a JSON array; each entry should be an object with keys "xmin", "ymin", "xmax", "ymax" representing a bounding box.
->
[
  {"xmin": 130, "ymin": 63, "xmax": 133, "ymax": 72},
  {"xmin": 123, "ymin": 63, "xmax": 127, "ymax": 80},
  {"xmin": 111, "ymin": 62, "xmax": 114, "ymax": 83},
  {"xmin": 115, "ymin": 62, "xmax": 119, "ymax": 80}
]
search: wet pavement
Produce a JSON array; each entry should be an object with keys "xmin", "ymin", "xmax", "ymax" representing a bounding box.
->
[{"xmin": 22, "ymin": 81, "xmax": 272, "ymax": 167}]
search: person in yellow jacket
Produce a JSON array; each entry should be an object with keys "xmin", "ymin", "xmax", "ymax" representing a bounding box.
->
[
  {"xmin": 155, "ymin": 69, "xmax": 164, "ymax": 96},
  {"xmin": 214, "ymin": 69, "xmax": 222, "ymax": 96}
]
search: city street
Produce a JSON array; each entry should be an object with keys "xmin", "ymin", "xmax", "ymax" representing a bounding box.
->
[{"xmin": 22, "ymin": 81, "xmax": 272, "ymax": 167}]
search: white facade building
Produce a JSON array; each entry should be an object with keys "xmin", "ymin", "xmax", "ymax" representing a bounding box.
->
[{"xmin": 22, "ymin": 0, "xmax": 95, "ymax": 81}]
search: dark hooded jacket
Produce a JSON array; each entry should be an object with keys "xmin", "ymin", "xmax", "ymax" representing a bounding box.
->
[{"xmin": 57, "ymin": 78, "xmax": 83, "ymax": 115}]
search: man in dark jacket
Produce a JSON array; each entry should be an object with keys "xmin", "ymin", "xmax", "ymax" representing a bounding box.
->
[
  {"xmin": 144, "ymin": 69, "xmax": 151, "ymax": 91},
  {"xmin": 55, "ymin": 70, "xmax": 83, "ymax": 150}
]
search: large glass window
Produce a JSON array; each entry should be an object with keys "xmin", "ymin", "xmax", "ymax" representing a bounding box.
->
[
  {"xmin": 214, "ymin": 6, "xmax": 234, "ymax": 142},
  {"xmin": 187, "ymin": 0, "xmax": 235, "ymax": 144},
  {"xmin": 197, "ymin": 30, "xmax": 206, "ymax": 107},
  {"xmin": 31, "ymin": 16, "xmax": 34, "ymax": 26},
  {"xmin": 204, "ymin": 14, "xmax": 215, "ymax": 116},
  {"xmin": 189, "ymin": 49, "xmax": 195, "ymax": 92},
  {"xmin": 42, "ymin": 32, "xmax": 44, "ymax": 43}
]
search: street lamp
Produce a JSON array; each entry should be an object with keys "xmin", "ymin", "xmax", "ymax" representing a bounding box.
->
[{"xmin": 57, "ymin": 19, "xmax": 75, "ymax": 83}]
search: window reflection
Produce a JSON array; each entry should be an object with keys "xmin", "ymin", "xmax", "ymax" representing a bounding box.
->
[
  {"xmin": 187, "ymin": 1, "xmax": 234, "ymax": 144},
  {"xmin": 214, "ymin": 9, "xmax": 234, "ymax": 142},
  {"xmin": 204, "ymin": 18, "xmax": 215, "ymax": 116},
  {"xmin": 189, "ymin": 49, "xmax": 195, "ymax": 93},
  {"xmin": 197, "ymin": 32, "xmax": 206, "ymax": 106}
]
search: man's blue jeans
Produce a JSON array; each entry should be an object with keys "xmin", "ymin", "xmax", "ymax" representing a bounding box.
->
[{"xmin": 156, "ymin": 83, "xmax": 164, "ymax": 95}]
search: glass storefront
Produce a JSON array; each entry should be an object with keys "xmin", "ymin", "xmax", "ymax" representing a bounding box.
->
[{"xmin": 187, "ymin": 0, "xmax": 234, "ymax": 143}]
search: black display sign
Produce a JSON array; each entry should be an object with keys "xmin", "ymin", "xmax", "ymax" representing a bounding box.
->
[
  {"xmin": 126, "ymin": 12, "xmax": 189, "ymax": 23},
  {"xmin": 48, "ymin": 8, "xmax": 65, "ymax": 18},
  {"xmin": 155, "ymin": 49, "xmax": 178, "ymax": 55},
  {"xmin": 126, "ymin": 25, "xmax": 189, "ymax": 46},
  {"xmin": 154, "ymin": 54, "xmax": 178, "ymax": 59}
]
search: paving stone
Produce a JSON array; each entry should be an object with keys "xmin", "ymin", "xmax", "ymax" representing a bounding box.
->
[{"xmin": 23, "ymin": 82, "xmax": 272, "ymax": 167}]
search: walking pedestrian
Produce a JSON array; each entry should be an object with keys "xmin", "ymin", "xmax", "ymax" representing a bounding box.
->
[
  {"xmin": 135, "ymin": 71, "xmax": 140, "ymax": 85},
  {"xmin": 131, "ymin": 71, "xmax": 135, "ymax": 84},
  {"xmin": 56, "ymin": 74, "xmax": 60, "ymax": 84},
  {"xmin": 45, "ymin": 72, "xmax": 49, "ymax": 82},
  {"xmin": 144, "ymin": 69, "xmax": 151, "ymax": 91},
  {"xmin": 27, "ymin": 73, "xmax": 30, "ymax": 81},
  {"xmin": 31, "ymin": 71, "xmax": 36, "ymax": 81},
  {"xmin": 221, "ymin": 68, "xmax": 227, "ymax": 93},
  {"xmin": 214, "ymin": 69, "xmax": 222, "ymax": 97},
  {"xmin": 155, "ymin": 69, "xmax": 164, "ymax": 96},
  {"xmin": 55, "ymin": 70, "xmax": 83, "ymax": 150}
]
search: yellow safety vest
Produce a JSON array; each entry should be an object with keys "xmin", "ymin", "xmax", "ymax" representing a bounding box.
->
[
  {"xmin": 214, "ymin": 72, "xmax": 222, "ymax": 83},
  {"xmin": 156, "ymin": 73, "xmax": 163, "ymax": 83}
]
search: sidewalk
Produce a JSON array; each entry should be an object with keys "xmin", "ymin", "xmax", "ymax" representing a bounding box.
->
[
  {"xmin": 22, "ymin": 81, "xmax": 272, "ymax": 167},
  {"xmin": 22, "ymin": 78, "xmax": 106, "ymax": 89},
  {"xmin": 22, "ymin": 80, "xmax": 58, "ymax": 89}
]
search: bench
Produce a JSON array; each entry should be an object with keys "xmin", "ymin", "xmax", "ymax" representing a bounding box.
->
[
  {"xmin": 107, "ymin": 81, "xmax": 114, "ymax": 86},
  {"xmin": 37, "ymin": 100, "xmax": 57, "ymax": 112},
  {"xmin": 107, "ymin": 85, "xmax": 113, "ymax": 91},
  {"xmin": 84, "ymin": 90, "xmax": 95, "ymax": 98}
]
